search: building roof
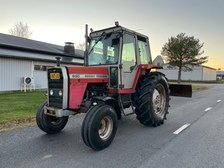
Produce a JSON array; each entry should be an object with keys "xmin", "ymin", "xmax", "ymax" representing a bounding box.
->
[
  {"xmin": 201, "ymin": 65, "xmax": 217, "ymax": 71},
  {"xmin": 0, "ymin": 33, "xmax": 84, "ymax": 64},
  {"xmin": 217, "ymin": 71, "xmax": 224, "ymax": 75}
]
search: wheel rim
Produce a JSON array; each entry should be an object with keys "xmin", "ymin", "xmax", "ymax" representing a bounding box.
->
[
  {"xmin": 47, "ymin": 116, "xmax": 63, "ymax": 125},
  {"xmin": 152, "ymin": 84, "xmax": 166, "ymax": 116},
  {"xmin": 98, "ymin": 116, "xmax": 113, "ymax": 140}
]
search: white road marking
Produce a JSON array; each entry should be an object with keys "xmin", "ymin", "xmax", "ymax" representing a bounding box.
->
[
  {"xmin": 173, "ymin": 123, "xmax": 191, "ymax": 135},
  {"xmin": 217, "ymin": 100, "xmax": 222, "ymax": 103},
  {"xmin": 204, "ymin": 107, "xmax": 212, "ymax": 112},
  {"xmin": 42, "ymin": 154, "xmax": 53, "ymax": 160}
]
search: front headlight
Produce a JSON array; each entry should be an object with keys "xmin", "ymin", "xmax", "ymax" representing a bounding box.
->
[
  {"xmin": 50, "ymin": 89, "xmax": 54, "ymax": 96},
  {"xmin": 59, "ymin": 90, "xmax": 63, "ymax": 96}
]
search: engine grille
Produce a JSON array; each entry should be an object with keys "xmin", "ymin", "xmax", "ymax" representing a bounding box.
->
[{"xmin": 48, "ymin": 68, "xmax": 63, "ymax": 108}]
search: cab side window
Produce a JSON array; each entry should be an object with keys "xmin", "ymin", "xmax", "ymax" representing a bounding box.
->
[
  {"xmin": 138, "ymin": 37, "xmax": 150, "ymax": 64},
  {"xmin": 122, "ymin": 34, "xmax": 136, "ymax": 72}
]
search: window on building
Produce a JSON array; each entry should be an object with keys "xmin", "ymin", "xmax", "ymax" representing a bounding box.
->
[{"xmin": 34, "ymin": 65, "xmax": 52, "ymax": 71}]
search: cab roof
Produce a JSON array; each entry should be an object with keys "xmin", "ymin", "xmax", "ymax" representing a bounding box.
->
[{"xmin": 89, "ymin": 25, "xmax": 149, "ymax": 40}]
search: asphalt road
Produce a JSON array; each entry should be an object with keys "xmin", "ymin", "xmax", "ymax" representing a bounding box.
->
[{"xmin": 1, "ymin": 84, "xmax": 224, "ymax": 168}]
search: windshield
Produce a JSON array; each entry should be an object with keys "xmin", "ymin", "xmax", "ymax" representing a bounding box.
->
[{"xmin": 88, "ymin": 32, "xmax": 120, "ymax": 65}]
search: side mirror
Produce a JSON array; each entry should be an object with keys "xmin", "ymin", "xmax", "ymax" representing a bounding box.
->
[
  {"xmin": 85, "ymin": 36, "xmax": 91, "ymax": 43},
  {"xmin": 112, "ymin": 38, "xmax": 119, "ymax": 46},
  {"xmin": 152, "ymin": 55, "xmax": 164, "ymax": 67},
  {"xmin": 130, "ymin": 65, "xmax": 135, "ymax": 72}
]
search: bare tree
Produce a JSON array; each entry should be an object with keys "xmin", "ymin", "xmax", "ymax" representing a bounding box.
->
[
  {"xmin": 9, "ymin": 21, "xmax": 32, "ymax": 38},
  {"xmin": 76, "ymin": 42, "xmax": 85, "ymax": 50}
]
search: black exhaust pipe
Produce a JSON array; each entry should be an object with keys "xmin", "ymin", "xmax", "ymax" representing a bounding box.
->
[{"xmin": 84, "ymin": 24, "xmax": 88, "ymax": 66}]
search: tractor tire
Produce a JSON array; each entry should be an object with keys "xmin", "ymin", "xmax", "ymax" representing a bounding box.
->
[
  {"xmin": 36, "ymin": 101, "xmax": 69, "ymax": 134},
  {"xmin": 81, "ymin": 105, "xmax": 100, "ymax": 147},
  {"xmin": 134, "ymin": 72, "xmax": 169, "ymax": 126},
  {"xmin": 81, "ymin": 104, "xmax": 117, "ymax": 150}
]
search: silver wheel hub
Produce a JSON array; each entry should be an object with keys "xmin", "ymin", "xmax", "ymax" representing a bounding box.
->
[
  {"xmin": 50, "ymin": 117, "xmax": 63, "ymax": 125},
  {"xmin": 152, "ymin": 84, "xmax": 166, "ymax": 116},
  {"xmin": 98, "ymin": 116, "xmax": 113, "ymax": 140}
]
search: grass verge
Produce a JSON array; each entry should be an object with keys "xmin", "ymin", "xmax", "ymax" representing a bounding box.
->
[
  {"xmin": 0, "ymin": 91, "xmax": 46, "ymax": 132},
  {"xmin": 192, "ymin": 85, "xmax": 209, "ymax": 91},
  {"xmin": 169, "ymin": 80, "xmax": 224, "ymax": 84}
]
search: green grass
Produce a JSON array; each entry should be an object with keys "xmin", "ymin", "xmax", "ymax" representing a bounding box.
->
[
  {"xmin": 192, "ymin": 85, "xmax": 209, "ymax": 91},
  {"xmin": 0, "ymin": 91, "xmax": 46, "ymax": 124},
  {"xmin": 169, "ymin": 80, "xmax": 224, "ymax": 84}
]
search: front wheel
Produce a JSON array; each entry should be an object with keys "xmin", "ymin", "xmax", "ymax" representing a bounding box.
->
[
  {"xmin": 134, "ymin": 72, "xmax": 170, "ymax": 126},
  {"xmin": 81, "ymin": 104, "xmax": 117, "ymax": 150},
  {"xmin": 36, "ymin": 101, "xmax": 68, "ymax": 134}
]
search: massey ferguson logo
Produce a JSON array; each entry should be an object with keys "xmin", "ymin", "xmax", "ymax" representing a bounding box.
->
[
  {"xmin": 96, "ymin": 75, "xmax": 108, "ymax": 78},
  {"xmin": 70, "ymin": 74, "xmax": 108, "ymax": 79},
  {"xmin": 85, "ymin": 74, "xmax": 95, "ymax": 78},
  {"xmin": 71, "ymin": 74, "xmax": 80, "ymax": 78}
]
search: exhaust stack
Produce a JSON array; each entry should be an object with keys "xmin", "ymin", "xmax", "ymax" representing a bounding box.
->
[
  {"xmin": 64, "ymin": 42, "xmax": 75, "ymax": 55},
  {"xmin": 85, "ymin": 24, "xmax": 88, "ymax": 66}
]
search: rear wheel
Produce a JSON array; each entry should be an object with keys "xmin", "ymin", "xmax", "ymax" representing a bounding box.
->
[
  {"xmin": 134, "ymin": 72, "xmax": 169, "ymax": 126},
  {"xmin": 36, "ymin": 101, "xmax": 68, "ymax": 134},
  {"xmin": 81, "ymin": 104, "xmax": 117, "ymax": 150}
]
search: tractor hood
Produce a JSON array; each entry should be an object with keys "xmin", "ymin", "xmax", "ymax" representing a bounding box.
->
[
  {"xmin": 67, "ymin": 66, "xmax": 109, "ymax": 109},
  {"xmin": 67, "ymin": 66, "xmax": 109, "ymax": 83}
]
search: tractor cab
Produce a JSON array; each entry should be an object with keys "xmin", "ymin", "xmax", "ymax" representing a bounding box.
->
[{"xmin": 87, "ymin": 24, "xmax": 152, "ymax": 89}]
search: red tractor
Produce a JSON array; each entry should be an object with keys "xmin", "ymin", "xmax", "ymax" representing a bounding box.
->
[{"xmin": 36, "ymin": 22, "xmax": 191, "ymax": 150}]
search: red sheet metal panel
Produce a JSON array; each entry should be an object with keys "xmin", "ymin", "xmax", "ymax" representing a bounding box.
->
[{"xmin": 67, "ymin": 66, "xmax": 109, "ymax": 109}]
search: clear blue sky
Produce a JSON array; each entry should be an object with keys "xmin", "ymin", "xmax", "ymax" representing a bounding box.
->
[{"xmin": 1, "ymin": 0, "xmax": 224, "ymax": 69}]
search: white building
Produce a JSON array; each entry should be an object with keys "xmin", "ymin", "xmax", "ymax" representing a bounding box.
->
[
  {"xmin": 0, "ymin": 33, "xmax": 84, "ymax": 92},
  {"xmin": 158, "ymin": 64, "xmax": 216, "ymax": 81}
]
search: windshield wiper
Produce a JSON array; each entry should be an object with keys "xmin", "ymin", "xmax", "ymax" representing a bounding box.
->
[{"xmin": 88, "ymin": 32, "xmax": 106, "ymax": 55}]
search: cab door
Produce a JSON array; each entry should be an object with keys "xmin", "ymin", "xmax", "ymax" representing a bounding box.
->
[{"xmin": 120, "ymin": 33, "xmax": 137, "ymax": 89}]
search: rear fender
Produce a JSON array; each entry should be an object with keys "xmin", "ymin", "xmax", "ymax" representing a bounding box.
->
[{"xmin": 132, "ymin": 64, "xmax": 162, "ymax": 90}]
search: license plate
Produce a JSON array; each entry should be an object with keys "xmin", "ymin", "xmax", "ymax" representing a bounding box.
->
[{"xmin": 50, "ymin": 73, "xmax": 60, "ymax": 79}]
